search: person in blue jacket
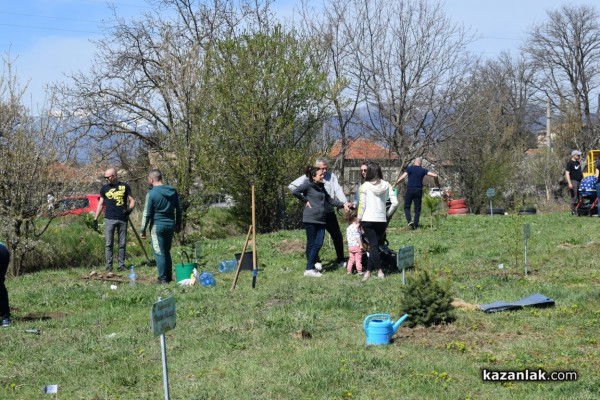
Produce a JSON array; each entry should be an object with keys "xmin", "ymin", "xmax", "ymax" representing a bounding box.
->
[{"xmin": 140, "ymin": 169, "xmax": 183, "ymax": 284}]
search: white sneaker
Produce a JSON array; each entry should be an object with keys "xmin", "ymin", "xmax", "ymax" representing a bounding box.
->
[
  {"xmin": 314, "ymin": 262, "xmax": 323, "ymax": 271},
  {"xmin": 338, "ymin": 261, "xmax": 347, "ymax": 269},
  {"xmin": 304, "ymin": 269, "xmax": 322, "ymax": 277}
]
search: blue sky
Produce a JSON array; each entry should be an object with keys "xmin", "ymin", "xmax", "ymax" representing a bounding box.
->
[{"xmin": 0, "ymin": 0, "xmax": 593, "ymax": 109}]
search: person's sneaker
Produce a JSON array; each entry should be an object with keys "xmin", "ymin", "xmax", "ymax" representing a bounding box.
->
[
  {"xmin": 346, "ymin": 271, "xmax": 352, "ymax": 275},
  {"xmin": 304, "ymin": 269, "xmax": 322, "ymax": 277},
  {"xmin": 154, "ymin": 279, "xmax": 169, "ymax": 285},
  {"xmin": 357, "ymin": 271, "xmax": 364, "ymax": 276},
  {"xmin": 362, "ymin": 271, "xmax": 371, "ymax": 282},
  {"xmin": 408, "ymin": 221, "xmax": 414, "ymax": 228},
  {"xmin": 1, "ymin": 317, "xmax": 10, "ymax": 327},
  {"xmin": 377, "ymin": 270, "xmax": 385, "ymax": 279},
  {"xmin": 338, "ymin": 261, "xmax": 347, "ymax": 269},
  {"xmin": 314, "ymin": 262, "xmax": 323, "ymax": 271}
]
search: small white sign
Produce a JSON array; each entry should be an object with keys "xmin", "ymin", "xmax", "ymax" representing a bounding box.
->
[
  {"xmin": 43, "ymin": 385, "xmax": 58, "ymax": 394},
  {"xmin": 150, "ymin": 297, "xmax": 176, "ymax": 337}
]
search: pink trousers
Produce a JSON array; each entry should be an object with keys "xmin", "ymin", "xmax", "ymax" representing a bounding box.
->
[{"xmin": 347, "ymin": 245, "xmax": 363, "ymax": 273}]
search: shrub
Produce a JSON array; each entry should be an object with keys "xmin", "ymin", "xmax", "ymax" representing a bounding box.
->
[{"xmin": 400, "ymin": 269, "xmax": 455, "ymax": 327}]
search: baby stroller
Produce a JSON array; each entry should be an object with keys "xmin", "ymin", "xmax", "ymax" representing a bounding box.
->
[
  {"xmin": 576, "ymin": 176, "xmax": 598, "ymax": 216},
  {"xmin": 361, "ymin": 235, "xmax": 397, "ymax": 272}
]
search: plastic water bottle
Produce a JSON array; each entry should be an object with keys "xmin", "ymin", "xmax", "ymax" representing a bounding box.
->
[
  {"xmin": 199, "ymin": 272, "xmax": 216, "ymax": 287},
  {"xmin": 129, "ymin": 266, "xmax": 137, "ymax": 286},
  {"xmin": 218, "ymin": 259, "xmax": 237, "ymax": 273}
]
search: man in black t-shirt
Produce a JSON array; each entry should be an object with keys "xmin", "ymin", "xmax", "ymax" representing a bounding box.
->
[
  {"xmin": 565, "ymin": 150, "xmax": 583, "ymax": 215},
  {"xmin": 93, "ymin": 168, "xmax": 136, "ymax": 272},
  {"xmin": 394, "ymin": 157, "xmax": 439, "ymax": 230}
]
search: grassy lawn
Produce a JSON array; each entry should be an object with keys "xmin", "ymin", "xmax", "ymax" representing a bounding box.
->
[{"xmin": 1, "ymin": 210, "xmax": 600, "ymax": 399}]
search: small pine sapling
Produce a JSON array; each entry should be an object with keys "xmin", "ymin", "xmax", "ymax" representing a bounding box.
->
[{"xmin": 400, "ymin": 269, "xmax": 455, "ymax": 327}]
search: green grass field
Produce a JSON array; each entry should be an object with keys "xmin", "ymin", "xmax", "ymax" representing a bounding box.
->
[{"xmin": 1, "ymin": 210, "xmax": 599, "ymax": 399}]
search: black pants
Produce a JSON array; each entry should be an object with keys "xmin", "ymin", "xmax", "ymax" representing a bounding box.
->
[
  {"xmin": 0, "ymin": 243, "xmax": 11, "ymax": 319},
  {"xmin": 404, "ymin": 187, "xmax": 423, "ymax": 228},
  {"xmin": 361, "ymin": 221, "xmax": 387, "ymax": 272},
  {"xmin": 324, "ymin": 212, "xmax": 345, "ymax": 263}
]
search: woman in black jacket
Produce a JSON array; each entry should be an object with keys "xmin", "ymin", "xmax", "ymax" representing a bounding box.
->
[{"xmin": 293, "ymin": 166, "xmax": 351, "ymax": 277}]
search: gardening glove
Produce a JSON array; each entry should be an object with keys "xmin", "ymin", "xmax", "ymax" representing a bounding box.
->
[{"xmin": 92, "ymin": 220, "xmax": 98, "ymax": 231}]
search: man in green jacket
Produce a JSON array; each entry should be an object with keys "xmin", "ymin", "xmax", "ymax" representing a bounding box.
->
[{"xmin": 140, "ymin": 169, "xmax": 182, "ymax": 284}]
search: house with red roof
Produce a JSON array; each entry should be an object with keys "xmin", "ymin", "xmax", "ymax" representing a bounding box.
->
[{"xmin": 329, "ymin": 138, "xmax": 399, "ymax": 195}]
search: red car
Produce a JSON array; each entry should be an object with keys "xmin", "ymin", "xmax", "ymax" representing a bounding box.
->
[{"xmin": 56, "ymin": 194, "xmax": 102, "ymax": 216}]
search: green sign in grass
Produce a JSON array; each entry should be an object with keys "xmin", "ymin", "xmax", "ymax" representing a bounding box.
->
[
  {"xmin": 150, "ymin": 297, "xmax": 176, "ymax": 337},
  {"xmin": 397, "ymin": 246, "xmax": 415, "ymax": 271}
]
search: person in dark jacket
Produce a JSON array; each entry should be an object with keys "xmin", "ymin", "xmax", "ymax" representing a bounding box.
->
[
  {"xmin": 565, "ymin": 150, "xmax": 583, "ymax": 215},
  {"xmin": 289, "ymin": 157, "xmax": 348, "ymax": 269},
  {"xmin": 140, "ymin": 169, "xmax": 183, "ymax": 284},
  {"xmin": 0, "ymin": 242, "xmax": 11, "ymax": 327},
  {"xmin": 293, "ymin": 166, "xmax": 352, "ymax": 277}
]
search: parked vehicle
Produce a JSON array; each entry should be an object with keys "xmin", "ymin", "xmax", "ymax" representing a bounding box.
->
[
  {"xmin": 429, "ymin": 187, "xmax": 443, "ymax": 198},
  {"xmin": 57, "ymin": 194, "xmax": 101, "ymax": 216}
]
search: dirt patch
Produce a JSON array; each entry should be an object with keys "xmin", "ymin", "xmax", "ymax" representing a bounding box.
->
[
  {"xmin": 20, "ymin": 311, "xmax": 66, "ymax": 321},
  {"xmin": 394, "ymin": 321, "xmax": 543, "ymax": 352},
  {"xmin": 81, "ymin": 270, "xmax": 153, "ymax": 283},
  {"xmin": 452, "ymin": 298, "xmax": 479, "ymax": 311},
  {"xmin": 262, "ymin": 298, "xmax": 294, "ymax": 312},
  {"xmin": 291, "ymin": 329, "xmax": 312, "ymax": 339},
  {"xmin": 558, "ymin": 243, "xmax": 577, "ymax": 249},
  {"xmin": 274, "ymin": 239, "xmax": 305, "ymax": 254}
]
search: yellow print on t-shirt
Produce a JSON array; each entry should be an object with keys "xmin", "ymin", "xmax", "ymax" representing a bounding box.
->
[{"xmin": 105, "ymin": 185, "xmax": 127, "ymax": 206}]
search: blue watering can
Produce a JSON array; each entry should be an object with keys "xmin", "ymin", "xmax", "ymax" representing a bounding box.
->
[{"xmin": 363, "ymin": 313, "xmax": 409, "ymax": 345}]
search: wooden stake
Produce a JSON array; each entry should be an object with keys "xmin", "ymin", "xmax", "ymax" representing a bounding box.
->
[{"xmin": 230, "ymin": 225, "xmax": 252, "ymax": 290}]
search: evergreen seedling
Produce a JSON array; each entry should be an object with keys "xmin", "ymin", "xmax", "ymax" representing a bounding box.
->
[{"xmin": 400, "ymin": 269, "xmax": 455, "ymax": 327}]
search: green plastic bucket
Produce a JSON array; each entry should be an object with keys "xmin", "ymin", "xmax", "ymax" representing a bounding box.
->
[{"xmin": 175, "ymin": 251, "xmax": 197, "ymax": 283}]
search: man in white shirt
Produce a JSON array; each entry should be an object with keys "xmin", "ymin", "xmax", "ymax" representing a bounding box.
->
[{"xmin": 289, "ymin": 157, "xmax": 347, "ymax": 269}]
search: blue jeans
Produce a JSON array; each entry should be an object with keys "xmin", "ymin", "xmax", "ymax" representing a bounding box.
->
[
  {"xmin": 304, "ymin": 223, "xmax": 326, "ymax": 271},
  {"xmin": 104, "ymin": 219, "xmax": 128, "ymax": 271},
  {"xmin": 150, "ymin": 224, "xmax": 174, "ymax": 282}
]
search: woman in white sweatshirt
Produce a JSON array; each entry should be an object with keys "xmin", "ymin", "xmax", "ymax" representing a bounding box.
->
[{"xmin": 356, "ymin": 163, "xmax": 398, "ymax": 280}]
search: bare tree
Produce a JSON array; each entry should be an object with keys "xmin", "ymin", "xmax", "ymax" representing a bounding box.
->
[
  {"xmin": 345, "ymin": 0, "xmax": 474, "ymax": 174},
  {"xmin": 524, "ymin": 4, "xmax": 600, "ymax": 153},
  {"xmin": 53, "ymin": 0, "xmax": 269, "ymax": 230},
  {"xmin": 297, "ymin": 0, "xmax": 367, "ymax": 182},
  {"xmin": 1, "ymin": 55, "xmax": 90, "ymax": 275},
  {"xmin": 440, "ymin": 55, "xmax": 536, "ymax": 212}
]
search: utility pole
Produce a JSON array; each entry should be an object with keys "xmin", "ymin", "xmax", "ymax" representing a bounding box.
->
[{"xmin": 546, "ymin": 98, "xmax": 552, "ymax": 201}]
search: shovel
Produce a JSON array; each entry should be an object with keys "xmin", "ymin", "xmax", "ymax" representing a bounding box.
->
[{"xmin": 128, "ymin": 217, "xmax": 155, "ymax": 266}]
